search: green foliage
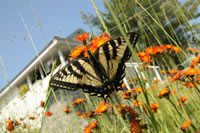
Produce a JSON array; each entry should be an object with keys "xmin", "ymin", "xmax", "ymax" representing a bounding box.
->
[
  {"xmin": 82, "ymin": 0, "xmax": 200, "ymax": 45},
  {"xmin": 18, "ymin": 84, "xmax": 30, "ymax": 97},
  {"xmin": 81, "ymin": 0, "xmax": 200, "ymax": 66}
]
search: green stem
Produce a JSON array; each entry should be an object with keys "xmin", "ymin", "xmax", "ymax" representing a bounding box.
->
[
  {"xmin": 167, "ymin": 98, "xmax": 182, "ymax": 117},
  {"xmin": 109, "ymin": 92, "xmax": 131, "ymax": 133},
  {"xmin": 189, "ymin": 78, "xmax": 200, "ymax": 98}
]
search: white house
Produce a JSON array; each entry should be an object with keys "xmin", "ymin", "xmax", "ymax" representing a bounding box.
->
[{"xmin": 0, "ymin": 28, "xmax": 85, "ymax": 130}]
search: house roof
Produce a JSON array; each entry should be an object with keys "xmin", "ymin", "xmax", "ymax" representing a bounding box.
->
[{"xmin": 0, "ymin": 28, "xmax": 85, "ymax": 98}]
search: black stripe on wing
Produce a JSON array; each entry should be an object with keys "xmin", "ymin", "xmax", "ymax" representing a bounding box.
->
[
  {"xmin": 50, "ymin": 58, "xmax": 102, "ymax": 91},
  {"xmin": 121, "ymin": 32, "xmax": 139, "ymax": 62}
]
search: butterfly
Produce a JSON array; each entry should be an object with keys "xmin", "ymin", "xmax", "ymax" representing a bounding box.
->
[{"xmin": 50, "ymin": 32, "xmax": 139, "ymax": 99}]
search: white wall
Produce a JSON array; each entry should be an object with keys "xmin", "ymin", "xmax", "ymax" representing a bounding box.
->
[{"xmin": 0, "ymin": 74, "xmax": 51, "ymax": 131}]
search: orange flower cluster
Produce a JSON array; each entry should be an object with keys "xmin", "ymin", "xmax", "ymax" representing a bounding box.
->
[
  {"xmin": 5, "ymin": 118, "xmax": 23, "ymax": 132},
  {"xmin": 183, "ymin": 82, "xmax": 196, "ymax": 88},
  {"xmin": 89, "ymin": 32, "xmax": 111, "ymax": 53},
  {"xmin": 69, "ymin": 45, "xmax": 88, "ymax": 58},
  {"xmin": 150, "ymin": 103, "xmax": 160, "ymax": 113},
  {"xmin": 69, "ymin": 32, "xmax": 111, "ymax": 59},
  {"xmin": 121, "ymin": 89, "xmax": 137, "ymax": 99},
  {"xmin": 180, "ymin": 120, "xmax": 192, "ymax": 131},
  {"xmin": 29, "ymin": 115, "xmax": 35, "ymax": 120},
  {"xmin": 76, "ymin": 111, "xmax": 81, "ymax": 116},
  {"xmin": 6, "ymin": 123, "xmax": 15, "ymax": 132},
  {"xmin": 137, "ymin": 45, "xmax": 180, "ymax": 63},
  {"xmin": 183, "ymin": 68, "xmax": 200, "ymax": 76},
  {"xmin": 76, "ymin": 32, "xmax": 89, "ymax": 42},
  {"xmin": 121, "ymin": 83, "xmax": 127, "ymax": 88},
  {"xmin": 117, "ymin": 104, "xmax": 147, "ymax": 132},
  {"xmin": 133, "ymin": 100, "xmax": 142, "ymax": 107},
  {"xmin": 191, "ymin": 56, "xmax": 200, "ymax": 66},
  {"xmin": 130, "ymin": 119, "xmax": 146, "ymax": 133},
  {"xmin": 187, "ymin": 47, "xmax": 199, "ymax": 55},
  {"xmin": 40, "ymin": 101, "xmax": 45, "ymax": 107},
  {"xmin": 95, "ymin": 100, "xmax": 112, "ymax": 114},
  {"xmin": 84, "ymin": 121, "xmax": 98, "ymax": 133},
  {"xmin": 158, "ymin": 86, "xmax": 170, "ymax": 98},
  {"xmin": 45, "ymin": 110, "xmax": 53, "ymax": 117},
  {"xmin": 116, "ymin": 104, "xmax": 146, "ymax": 133},
  {"xmin": 64, "ymin": 104, "xmax": 71, "ymax": 113},
  {"xmin": 177, "ymin": 96, "xmax": 187, "ymax": 107},
  {"xmin": 72, "ymin": 97, "xmax": 86, "ymax": 105},
  {"xmin": 166, "ymin": 66, "xmax": 200, "ymax": 88}
]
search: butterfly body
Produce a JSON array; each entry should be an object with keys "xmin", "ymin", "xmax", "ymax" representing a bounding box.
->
[{"xmin": 50, "ymin": 32, "xmax": 139, "ymax": 99}]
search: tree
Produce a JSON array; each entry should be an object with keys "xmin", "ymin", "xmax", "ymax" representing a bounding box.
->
[
  {"xmin": 81, "ymin": 0, "xmax": 200, "ymax": 49},
  {"xmin": 81, "ymin": 0, "xmax": 200, "ymax": 66}
]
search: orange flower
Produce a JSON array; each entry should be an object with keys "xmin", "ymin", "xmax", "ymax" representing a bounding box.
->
[
  {"xmin": 140, "ymin": 55, "xmax": 152, "ymax": 63},
  {"xmin": 81, "ymin": 112, "xmax": 86, "ymax": 119},
  {"xmin": 180, "ymin": 120, "xmax": 192, "ymax": 131},
  {"xmin": 153, "ymin": 79, "xmax": 159, "ymax": 83},
  {"xmin": 183, "ymin": 68, "xmax": 200, "ymax": 76},
  {"xmin": 64, "ymin": 104, "xmax": 71, "ymax": 113},
  {"xmin": 90, "ymin": 32, "xmax": 111, "ymax": 53},
  {"xmin": 121, "ymin": 93, "xmax": 129, "ymax": 99},
  {"xmin": 66, "ymin": 104, "xmax": 70, "ymax": 109},
  {"xmin": 14, "ymin": 120, "xmax": 20, "ymax": 126},
  {"xmin": 122, "ymin": 89, "xmax": 137, "ymax": 99},
  {"xmin": 164, "ymin": 44, "xmax": 174, "ymax": 49},
  {"xmin": 133, "ymin": 100, "xmax": 142, "ymax": 107},
  {"xmin": 192, "ymin": 56, "xmax": 200, "ymax": 66},
  {"xmin": 180, "ymin": 96, "xmax": 187, "ymax": 103},
  {"xmin": 87, "ymin": 112, "xmax": 94, "ymax": 118},
  {"xmin": 145, "ymin": 47, "xmax": 154, "ymax": 55},
  {"xmin": 172, "ymin": 46, "xmax": 180, "ymax": 52},
  {"xmin": 76, "ymin": 112, "xmax": 81, "ymax": 116},
  {"xmin": 120, "ymin": 104, "xmax": 139, "ymax": 117},
  {"xmin": 27, "ymin": 125, "xmax": 31, "ymax": 129},
  {"xmin": 125, "ymin": 89, "xmax": 135, "ymax": 95},
  {"xmin": 121, "ymin": 83, "xmax": 127, "ymax": 88},
  {"xmin": 136, "ymin": 87, "xmax": 143, "ymax": 93},
  {"xmin": 76, "ymin": 32, "xmax": 89, "ymax": 42},
  {"xmin": 84, "ymin": 121, "xmax": 98, "ymax": 133},
  {"xmin": 172, "ymin": 89, "xmax": 176, "ymax": 95},
  {"xmin": 158, "ymin": 86, "xmax": 170, "ymax": 98},
  {"xmin": 69, "ymin": 45, "xmax": 88, "ymax": 58},
  {"xmin": 183, "ymin": 82, "xmax": 195, "ymax": 88},
  {"xmin": 95, "ymin": 100, "xmax": 109, "ymax": 114},
  {"xmin": 72, "ymin": 97, "xmax": 86, "ymax": 105},
  {"xmin": 40, "ymin": 101, "xmax": 45, "ymax": 107},
  {"xmin": 6, "ymin": 120, "xmax": 13, "ymax": 124},
  {"xmin": 45, "ymin": 110, "xmax": 53, "ymax": 117},
  {"xmin": 130, "ymin": 118, "xmax": 146, "ymax": 133},
  {"xmin": 161, "ymin": 70, "xmax": 166, "ymax": 74},
  {"xmin": 64, "ymin": 108, "xmax": 71, "ymax": 113},
  {"xmin": 29, "ymin": 116, "xmax": 35, "ymax": 120},
  {"xmin": 137, "ymin": 51, "xmax": 148, "ymax": 57},
  {"xmin": 187, "ymin": 48, "xmax": 199, "ymax": 54},
  {"xmin": 177, "ymin": 96, "xmax": 187, "ymax": 107},
  {"xmin": 6, "ymin": 123, "xmax": 15, "ymax": 132},
  {"xmin": 150, "ymin": 103, "xmax": 160, "ymax": 113},
  {"xmin": 23, "ymin": 122, "xmax": 26, "ymax": 128}
]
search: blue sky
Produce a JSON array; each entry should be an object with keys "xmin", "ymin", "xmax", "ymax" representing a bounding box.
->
[{"xmin": 0, "ymin": 0, "xmax": 104, "ymax": 89}]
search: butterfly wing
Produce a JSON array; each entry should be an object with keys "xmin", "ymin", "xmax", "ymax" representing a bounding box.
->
[
  {"xmin": 50, "ymin": 58, "xmax": 104, "ymax": 94},
  {"xmin": 94, "ymin": 32, "xmax": 139, "ymax": 82}
]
